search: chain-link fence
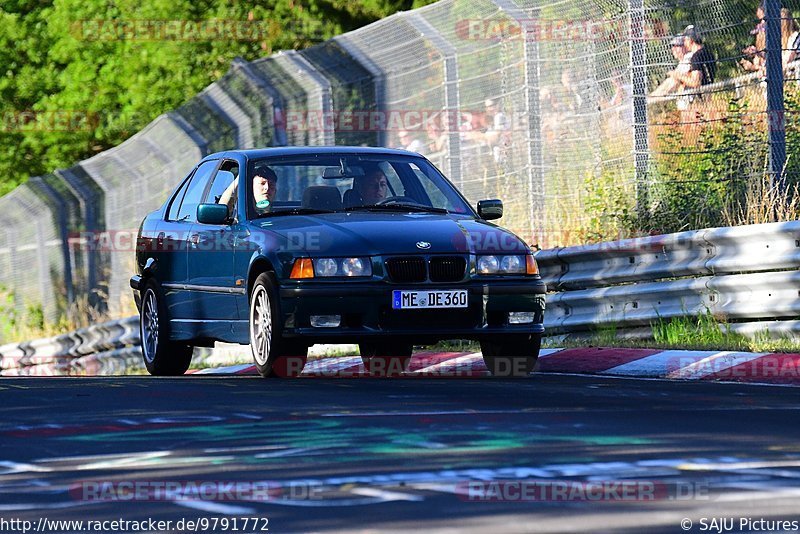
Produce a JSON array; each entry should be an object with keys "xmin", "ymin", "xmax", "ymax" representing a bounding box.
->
[{"xmin": 0, "ymin": 0, "xmax": 796, "ymax": 328}]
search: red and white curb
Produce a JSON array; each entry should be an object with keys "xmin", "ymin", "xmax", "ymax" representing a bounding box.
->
[{"xmin": 190, "ymin": 347, "xmax": 800, "ymax": 384}]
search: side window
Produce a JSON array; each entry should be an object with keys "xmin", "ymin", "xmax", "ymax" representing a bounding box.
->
[
  {"xmin": 167, "ymin": 172, "xmax": 193, "ymax": 221},
  {"xmin": 176, "ymin": 160, "xmax": 219, "ymax": 222},
  {"xmin": 205, "ymin": 161, "xmax": 239, "ymax": 204}
]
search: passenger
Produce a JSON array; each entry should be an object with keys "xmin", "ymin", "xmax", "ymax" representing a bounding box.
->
[
  {"xmin": 252, "ymin": 165, "xmax": 278, "ymax": 212},
  {"xmin": 218, "ymin": 165, "xmax": 278, "ymax": 215}
]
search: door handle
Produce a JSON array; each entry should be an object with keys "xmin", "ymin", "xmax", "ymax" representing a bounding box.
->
[
  {"xmin": 190, "ymin": 234, "xmax": 200, "ymax": 248},
  {"xmin": 156, "ymin": 232, "xmax": 165, "ymax": 247}
]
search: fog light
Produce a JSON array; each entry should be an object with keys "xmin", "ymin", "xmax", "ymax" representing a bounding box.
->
[
  {"xmin": 508, "ymin": 312, "xmax": 536, "ymax": 324},
  {"xmin": 310, "ymin": 315, "xmax": 341, "ymax": 328}
]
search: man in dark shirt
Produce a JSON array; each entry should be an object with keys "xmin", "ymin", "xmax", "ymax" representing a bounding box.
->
[{"xmin": 670, "ymin": 25, "xmax": 716, "ymax": 88}]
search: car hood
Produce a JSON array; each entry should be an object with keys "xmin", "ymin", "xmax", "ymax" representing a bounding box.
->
[{"xmin": 249, "ymin": 212, "xmax": 530, "ymax": 256}]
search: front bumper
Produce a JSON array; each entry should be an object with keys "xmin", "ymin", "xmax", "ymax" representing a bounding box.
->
[{"xmin": 277, "ymin": 278, "xmax": 546, "ymax": 343}]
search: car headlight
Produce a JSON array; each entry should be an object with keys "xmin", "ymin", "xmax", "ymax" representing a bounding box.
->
[
  {"xmin": 477, "ymin": 255, "xmax": 500, "ymax": 274},
  {"xmin": 500, "ymin": 255, "xmax": 525, "ymax": 274},
  {"xmin": 314, "ymin": 258, "xmax": 338, "ymax": 277},
  {"xmin": 477, "ymin": 254, "xmax": 538, "ymax": 275},
  {"xmin": 309, "ymin": 257, "xmax": 372, "ymax": 278},
  {"xmin": 341, "ymin": 257, "xmax": 369, "ymax": 277}
]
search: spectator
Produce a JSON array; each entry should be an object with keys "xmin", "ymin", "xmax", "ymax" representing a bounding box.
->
[
  {"xmin": 782, "ymin": 8, "xmax": 800, "ymax": 68},
  {"xmin": 650, "ymin": 36, "xmax": 694, "ymax": 101},
  {"xmin": 670, "ymin": 25, "xmax": 715, "ymax": 89},
  {"xmin": 396, "ymin": 130, "xmax": 426, "ymax": 154},
  {"xmin": 482, "ymin": 99, "xmax": 511, "ymax": 163},
  {"xmin": 741, "ymin": 3, "xmax": 766, "ymax": 72},
  {"xmin": 424, "ymin": 114, "xmax": 447, "ymax": 154}
]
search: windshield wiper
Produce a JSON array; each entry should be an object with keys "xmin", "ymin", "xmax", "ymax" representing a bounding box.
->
[
  {"xmin": 259, "ymin": 208, "xmax": 335, "ymax": 217},
  {"xmin": 345, "ymin": 204, "xmax": 449, "ymax": 214}
]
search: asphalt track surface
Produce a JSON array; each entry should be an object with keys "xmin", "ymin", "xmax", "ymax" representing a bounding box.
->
[{"xmin": 2, "ymin": 374, "xmax": 800, "ymax": 533}]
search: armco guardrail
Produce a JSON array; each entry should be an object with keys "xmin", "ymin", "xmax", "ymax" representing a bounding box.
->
[
  {"xmin": 5, "ymin": 219, "xmax": 800, "ymax": 373},
  {"xmin": 538, "ymin": 220, "xmax": 800, "ymax": 335}
]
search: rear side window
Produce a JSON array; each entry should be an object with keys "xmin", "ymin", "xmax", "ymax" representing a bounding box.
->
[
  {"xmin": 167, "ymin": 173, "xmax": 193, "ymax": 221},
  {"xmin": 175, "ymin": 160, "xmax": 219, "ymax": 222}
]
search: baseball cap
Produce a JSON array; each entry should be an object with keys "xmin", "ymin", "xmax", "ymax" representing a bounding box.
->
[
  {"xmin": 670, "ymin": 35, "xmax": 684, "ymax": 47},
  {"xmin": 682, "ymin": 25, "xmax": 703, "ymax": 44}
]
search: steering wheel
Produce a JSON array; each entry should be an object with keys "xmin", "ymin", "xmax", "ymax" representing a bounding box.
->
[{"xmin": 376, "ymin": 196, "xmax": 420, "ymax": 206}]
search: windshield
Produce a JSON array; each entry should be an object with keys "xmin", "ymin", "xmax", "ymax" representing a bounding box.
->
[{"xmin": 244, "ymin": 154, "xmax": 473, "ymax": 219}]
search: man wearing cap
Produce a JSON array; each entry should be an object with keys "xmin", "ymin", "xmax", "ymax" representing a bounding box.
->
[
  {"xmin": 670, "ymin": 25, "xmax": 716, "ymax": 89},
  {"xmin": 651, "ymin": 35, "xmax": 694, "ymax": 101}
]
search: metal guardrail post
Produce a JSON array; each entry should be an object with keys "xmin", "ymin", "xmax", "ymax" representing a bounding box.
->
[{"xmin": 406, "ymin": 12, "xmax": 462, "ymax": 189}]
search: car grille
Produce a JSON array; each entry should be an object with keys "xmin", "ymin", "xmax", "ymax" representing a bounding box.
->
[
  {"xmin": 384, "ymin": 255, "xmax": 468, "ymax": 283},
  {"xmin": 385, "ymin": 257, "xmax": 427, "ymax": 283},
  {"xmin": 429, "ymin": 256, "xmax": 467, "ymax": 282}
]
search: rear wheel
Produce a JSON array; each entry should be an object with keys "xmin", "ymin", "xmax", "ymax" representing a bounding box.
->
[
  {"xmin": 140, "ymin": 280, "xmax": 193, "ymax": 376},
  {"xmin": 480, "ymin": 334, "xmax": 541, "ymax": 377},
  {"xmin": 249, "ymin": 272, "xmax": 307, "ymax": 378},
  {"xmin": 360, "ymin": 342, "xmax": 413, "ymax": 376}
]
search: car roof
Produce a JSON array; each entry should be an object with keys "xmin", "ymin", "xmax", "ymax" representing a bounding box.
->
[{"xmin": 202, "ymin": 146, "xmax": 422, "ymax": 163}]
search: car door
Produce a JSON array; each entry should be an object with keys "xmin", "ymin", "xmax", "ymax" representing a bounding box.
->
[
  {"xmin": 186, "ymin": 159, "xmax": 241, "ymax": 330},
  {"xmin": 161, "ymin": 159, "xmax": 220, "ymax": 324}
]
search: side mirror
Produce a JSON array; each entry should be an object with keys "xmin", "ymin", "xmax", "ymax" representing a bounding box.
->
[
  {"xmin": 477, "ymin": 199, "xmax": 503, "ymax": 221},
  {"xmin": 197, "ymin": 203, "xmax": 230, "ymax": 225}
]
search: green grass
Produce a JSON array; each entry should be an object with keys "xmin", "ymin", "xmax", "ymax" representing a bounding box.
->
[{"xmin": 544, "ymin": 312, "xmax": 800, "ymax": 354}]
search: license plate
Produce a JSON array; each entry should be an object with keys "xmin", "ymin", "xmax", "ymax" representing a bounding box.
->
[{"xmin": 392, "ymin": 289, "xmax": 468, "ymax": 309}]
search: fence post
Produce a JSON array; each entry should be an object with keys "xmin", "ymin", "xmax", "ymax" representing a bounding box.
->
[
  {"xmin": 490, "ymin": 0, "xmax": 546, "ymax": 246},
  {"xmin": 406, "ymin": 12, "xmax": 462, "ymax": 189},
  {"xmin": 628, "ymin": 0, "xmax": 650, "ymax": 221},
  {"xmin": 765, "ymin": 0, "xmax": 786, "ymax": 190},
  {"xmin": 333, "ymin": 36, "xmax": 388, "ymax": 148},
  {"xmin": 275, "ymin": 51, "xmax": 335, "ymax": 146}
]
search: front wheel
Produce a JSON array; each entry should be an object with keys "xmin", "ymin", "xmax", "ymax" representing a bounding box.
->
[
  {"xmin": 140, "ymin": 280, "xmax": 193, "ymax": 376},
  {"xmin": 480, "ymin": 334, "xmax": 541, "ymax": 377},
  {"xmin": 249, "ymin": 273, "xmax": 307, "ymax": 378},
  {"xmin": 360, "ymin": 342, "xmax": 413, "ymax": 376}
]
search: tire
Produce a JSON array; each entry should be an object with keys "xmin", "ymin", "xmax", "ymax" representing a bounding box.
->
[
  {"xmin": 360, "ymin": 342, "xmax": 413, "ymax": 376},
  {"xmin": 249, "ymin": 272, "xmax": 307, "ymax": 378},
  {"xmin": 480, "ymin": 334, "xmax": 541, "ymax": 377},
  {"xmin": 140, "ymin": 280, "xmax": 193, "ymax": 376}
]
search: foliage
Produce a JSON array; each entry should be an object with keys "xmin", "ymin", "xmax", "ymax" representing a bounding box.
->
[{"xmin": 0, "ymin": 0, "xmax": 435, "ymax": 195}]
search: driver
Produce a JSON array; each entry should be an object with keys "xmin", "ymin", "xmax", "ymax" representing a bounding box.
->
[{"xmin": 355, "ymin": 168, "xmax": 389, "ymax": 205}]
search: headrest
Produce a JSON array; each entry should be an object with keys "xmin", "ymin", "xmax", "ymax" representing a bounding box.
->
[{"xmin": 302, "ymin": 186, "xmax": 342, "ymax": 211}]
